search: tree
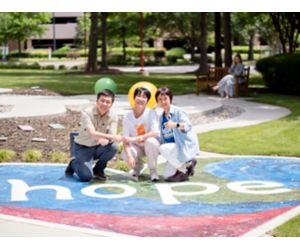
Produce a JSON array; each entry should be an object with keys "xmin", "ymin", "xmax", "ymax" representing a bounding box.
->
[
  {"xmin": 223, "ymin": 12, "xmax": 232, "ymax": 67},
  {"xmin": 199, "ymin": 13, "xmax": 208, "ymax": 74},
  {"xmin": 10, "ymin": 13, "xmax": 50, "ymax": 53},
  {"xmin": 107, "ymin": 13, "xmax": 140, "ymax": 63},
  {"xmin": 86, "ymin": 12, "xmax": 99, "ymax": 73},
  {"xmin": 151, "ymin": 13, "xmax": 202, "ymax": 59},
  {"xmin": 99, "ymin": 12, "xmax": 109, "ymax": 71},
  {"xmin": 214, "ymin": 12, "xmax": 222, "ymax": 67},
  {"xmin": 0, "ymin": 13, "xmax": 50, "ymax": 54},
  {"xmin": 270, "ymin": 13, "xmax": 300, "ymax": 53},
  {"xmin": 76, "ymin": 12, "xmax": 91, "ymax": 56}
]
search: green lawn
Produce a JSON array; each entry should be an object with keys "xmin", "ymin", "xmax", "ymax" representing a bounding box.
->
[
  {"xmin": 200, "ymin": 94, "xmax": 300, "ymax": 157},
  {"xmin": 0, "ymin": 69, "xmax": 196, "ymax": 95},
  {"xmin": 271, "ymin": 215, "xmax": 300, "ymax": 237}
]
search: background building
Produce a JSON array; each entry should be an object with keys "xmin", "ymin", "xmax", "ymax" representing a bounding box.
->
[{"xmin": 27, "ymin": 12, "xmax": 83, "ymax": 50}]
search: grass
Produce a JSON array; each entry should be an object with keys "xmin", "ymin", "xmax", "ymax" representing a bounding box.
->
[
  {"xmin": 271, "ymin": 215, "xmax": 300, "ymax": 237},
  {"xmin": 0, "ymin": 69, "xmax": 196, "ymax": 95},
  {"xmin": 200, "ymin": 94, "xmax": 300, "ymax": 157}
]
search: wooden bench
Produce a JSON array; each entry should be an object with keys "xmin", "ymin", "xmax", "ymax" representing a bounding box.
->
[{"xmin": 195, "ymin": 65, "xmax": 250, "ymax": 97}]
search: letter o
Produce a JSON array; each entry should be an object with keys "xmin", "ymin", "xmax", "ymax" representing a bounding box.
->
[{"xmin": 81, "ymin": 184, "xmax": 136, "ymax": 199}]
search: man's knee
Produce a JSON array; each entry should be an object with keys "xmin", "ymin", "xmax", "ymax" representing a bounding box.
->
[
  {"xmin": 76, "ymin": 166, "xmax": 93, "ymax": 182},
  {"xmin": 110, "ymin": 143, "xmax": 118, "ymax": 154}
]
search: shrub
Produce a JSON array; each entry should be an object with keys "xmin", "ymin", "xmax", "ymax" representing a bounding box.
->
[
  {"xmin": 166, "ymin": 48, "xmax": 186, "ymax": 63},
  {"xmin": 42, "ymin": 65, "xmax": 55, "ymax": 70},
  {"xmin": 107, "ymin": 53, "xmax": 125, "ymax": 65},
  {"xmin": 70, "ymin": 65, "xmax": 79, "ymax": 70},
  {"xmin": 0, "ymin": 149, "xmax": 16, "ymax": 162},
  {"xmin": 232, "ymin": 46, "xmax": 266, "ymax": 54},
  {"xmin": 52, "ymin": 46, "xmax": 71, "ymax": 58},
  {"xmin": 114, "ymin": 160, "xmax": 130, "ymax": 172},
  {"xmin": 256, "ymin": 53, "xmax": 300, "ymax": 95},
  {"xmin": 58, "ymin": 65, "xmax": 66, "ymax": 70},
  {"xmin": 0, "ymin": 62, "xmax": 41, "ymax": 69},
  {"xmin": 22, "ymin": 149, "xmax": 43, "ymax": 162},
  {"xmin": 49, "ymin": 151, "xmax": 69, "ymax": 163}
]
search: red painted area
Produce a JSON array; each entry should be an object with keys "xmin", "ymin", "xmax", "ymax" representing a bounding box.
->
[{"xmin": 0, "ymin": 205, "xmax": 293, "ymax": 236}]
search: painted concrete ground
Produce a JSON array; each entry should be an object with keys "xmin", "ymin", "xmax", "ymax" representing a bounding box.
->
[{"xmin": 0, "ymin": 156, "xmax": 300, "ymax": 236}]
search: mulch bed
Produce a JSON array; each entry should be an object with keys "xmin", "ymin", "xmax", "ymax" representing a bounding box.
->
[{"xmin": 0, "ymin": 88, "xmax": 81, "ymax": 162}]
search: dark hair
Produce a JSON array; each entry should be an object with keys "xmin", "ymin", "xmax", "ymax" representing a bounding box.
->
[
  {"xmin": 234, "ymin": 53, "xmax": 243, "ymax": 64},
  {"xmin": 97, "ymin": 89, "xmax": 115, "ymax": 103},
  {"xmin": 155, "ymin": 86, "xmax": 173, "ymax": 103},
  {"xmin": 133, "ymin": 87, "xmax": 151, "ymax": 103}
]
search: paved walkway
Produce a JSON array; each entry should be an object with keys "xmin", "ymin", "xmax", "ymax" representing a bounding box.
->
[{"xmin": 0, "ymin": 89, "xmax": 293, "ymax": 236}]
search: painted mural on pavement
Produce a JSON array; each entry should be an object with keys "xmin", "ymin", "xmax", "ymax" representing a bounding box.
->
[{"xmin": 0, "ymin": 156, "xmax": 299, "ymax": 236}]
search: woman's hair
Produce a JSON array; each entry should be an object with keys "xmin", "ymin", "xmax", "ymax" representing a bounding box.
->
[
  {"xmin": 97, "ymin": 89, "xmax": 115, "ymax": 103},
  {"xmin": 133, "ymin": 87, "xmax": 151, "ymax": 103},
  {"xmin": 234, "ymin": 53, "xmax": 243, "ymax": 64},
  {"xmin": 155, "ymin": 86, "xmax": 173, "ymax": 103}
]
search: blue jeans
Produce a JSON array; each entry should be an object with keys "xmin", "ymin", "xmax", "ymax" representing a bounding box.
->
[{"xmin": 70, "ymin": 142, "xmax": 118, "ymax": 182}]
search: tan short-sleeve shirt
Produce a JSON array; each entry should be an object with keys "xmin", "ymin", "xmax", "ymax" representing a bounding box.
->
[{"xmin": 75, "ymin": 105, "xmax": 118, "ymax": 147}]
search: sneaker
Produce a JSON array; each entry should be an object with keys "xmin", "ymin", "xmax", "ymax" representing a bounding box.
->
[
  {"xmin": 150, "ymin": 169, "xmax": 160, "ymax": 182},
  {"xmin": 65, "ymin": 159, "xmax": 75, "ymax": 176},
  {"xmin": 186, "ymin": 158, "xmax": 197, "ymax": 176},
  {"xmin": 165, "ymin": 170, "xmax": 189, "ymax": 182}
]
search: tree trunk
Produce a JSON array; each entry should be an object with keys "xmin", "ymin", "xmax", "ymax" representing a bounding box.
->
[
  {"xmin": 86, "ymin": 12, "xmax": 99, "ymax": 73},
  {"xmin": 121, "ymin": 26, "xmax": 127, "ymax": 64},
  {"xmin": 190, "ymin": 19, "xmax": 196, "ymax": 61},
  {"xmin": 270, "ymin": 13, "xmax": 287, "ymax": 53},
  {"xmin": 214, "ymin": 12, "xmax": 222, "ymax": 67},
  {"xmin": 248, "ymin": 32, "xmax": 254, "ymax": 60},
  {"xmin": 198, "ymin": 12, "xmax": 208, "ymax": 74},
  {"xmin": 18, "ymin": 40, "xmax": 22, "ymax": 54},
  {"xmin": 100, "ymin": 12, "xmax": 108, "ymax": 71},
  {"xmin": 223, "ymin": 12, "xmax": 232, "ymax": 67}
]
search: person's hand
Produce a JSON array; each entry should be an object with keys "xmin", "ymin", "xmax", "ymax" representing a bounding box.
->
[
  {"xmin": 127, "ymin": 155, "xmax": 136, "ymax": 168},
  {"xmin": 164, "ymin": 120, "xmax": 177, "ymax": 129},
  {"xmin": 98, "ymin": 138, "xmax": 109, "ymax": 146},
  {"xmin": 113, "ymin": 134, "xmax": 123, "ymax": 143},
  {"xmin": 123, "ymin": 136, "xmax": 131, "ymax": 144}
]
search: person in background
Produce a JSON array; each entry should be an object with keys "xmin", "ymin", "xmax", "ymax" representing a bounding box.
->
[
  {"xmin": 155, "ymin": 87, "xmax": 199, "ymax": 182},
  {"xmin": 213, "ymin": 54, "xmax": 245, "ymax": 98},
  {"xmin": 122, "ymin": 87, "xmax": 160, "ymax": 182},
  {"xmin": 65, "ymin": 89, "xmax": 122, "ymax": 182}
]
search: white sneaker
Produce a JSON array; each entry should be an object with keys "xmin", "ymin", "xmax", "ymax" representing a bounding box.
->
[
  {"xmin": 150, "ymin": 169, "xmax": 160, "ymax": 182},
  {"xmin": 128, "ymin": 169, "xmax": 139, "ymax": 181}
]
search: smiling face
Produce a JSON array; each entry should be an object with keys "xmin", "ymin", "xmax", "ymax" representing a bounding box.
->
[
  {"xmin": 156, "ymin": 94, "xmax": 171, "ymax": 112},
  {"xmin": 96, "ymin": 95, "xmax": 113, "ymax": 116},
  {"xmin": 134, "ymin": 91, "xmax": 149, "ymax": 109}
]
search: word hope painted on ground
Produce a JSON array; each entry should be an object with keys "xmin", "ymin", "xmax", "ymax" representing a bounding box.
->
[{"xmin": 7, "ymin": 179, "xmax": 292, "ymax": 205}]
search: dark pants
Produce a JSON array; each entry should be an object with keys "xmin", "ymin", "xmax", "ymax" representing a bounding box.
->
[{"xmin": 70, "ymin": 142, "xmax": 118, "ymax": 182}]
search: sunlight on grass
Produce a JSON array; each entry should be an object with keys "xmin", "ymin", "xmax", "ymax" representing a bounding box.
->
[
  {"xmin": 0, "ymin": 69, "xmax": 195, "ymax": 95},
  {"xmin": 200, "ymin": 94, "xmax": 300, "ymax": 157}
]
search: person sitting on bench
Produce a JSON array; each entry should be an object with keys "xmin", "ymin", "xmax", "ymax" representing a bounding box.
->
[{"xmin": 213, "ymin": 54, "xmax": 245, "ymax": 98}]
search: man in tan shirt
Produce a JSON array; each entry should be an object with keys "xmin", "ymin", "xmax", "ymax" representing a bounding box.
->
[{"xmin": 65, "ymin": 89, "xmax": 122, "ymax": 182}]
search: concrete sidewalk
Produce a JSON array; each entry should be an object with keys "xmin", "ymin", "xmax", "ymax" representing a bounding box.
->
[{"xmin": 0, "ymin": 90, "xmax": 292, "ymax": 236}]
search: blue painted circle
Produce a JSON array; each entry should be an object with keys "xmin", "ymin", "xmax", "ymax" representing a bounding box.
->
[{"xmin": 205, "ymin": 157, "xmax": 300, "ymax": 189}]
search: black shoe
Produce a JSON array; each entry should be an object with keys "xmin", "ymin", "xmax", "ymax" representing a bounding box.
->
[
  {"xmin": 165, "ymin": 170, "xmax": 189, "ymax": 182},
  {"xmin": 186, "ymin": 158, "xmax": 197, "ymax": 176},
  {"xmin": 65, "ymin": 159, "xmax": 75, "ymax": 176},
  {"xmin": 93, "ymin": 170, "xmax": 107, "ymax": 181}
]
